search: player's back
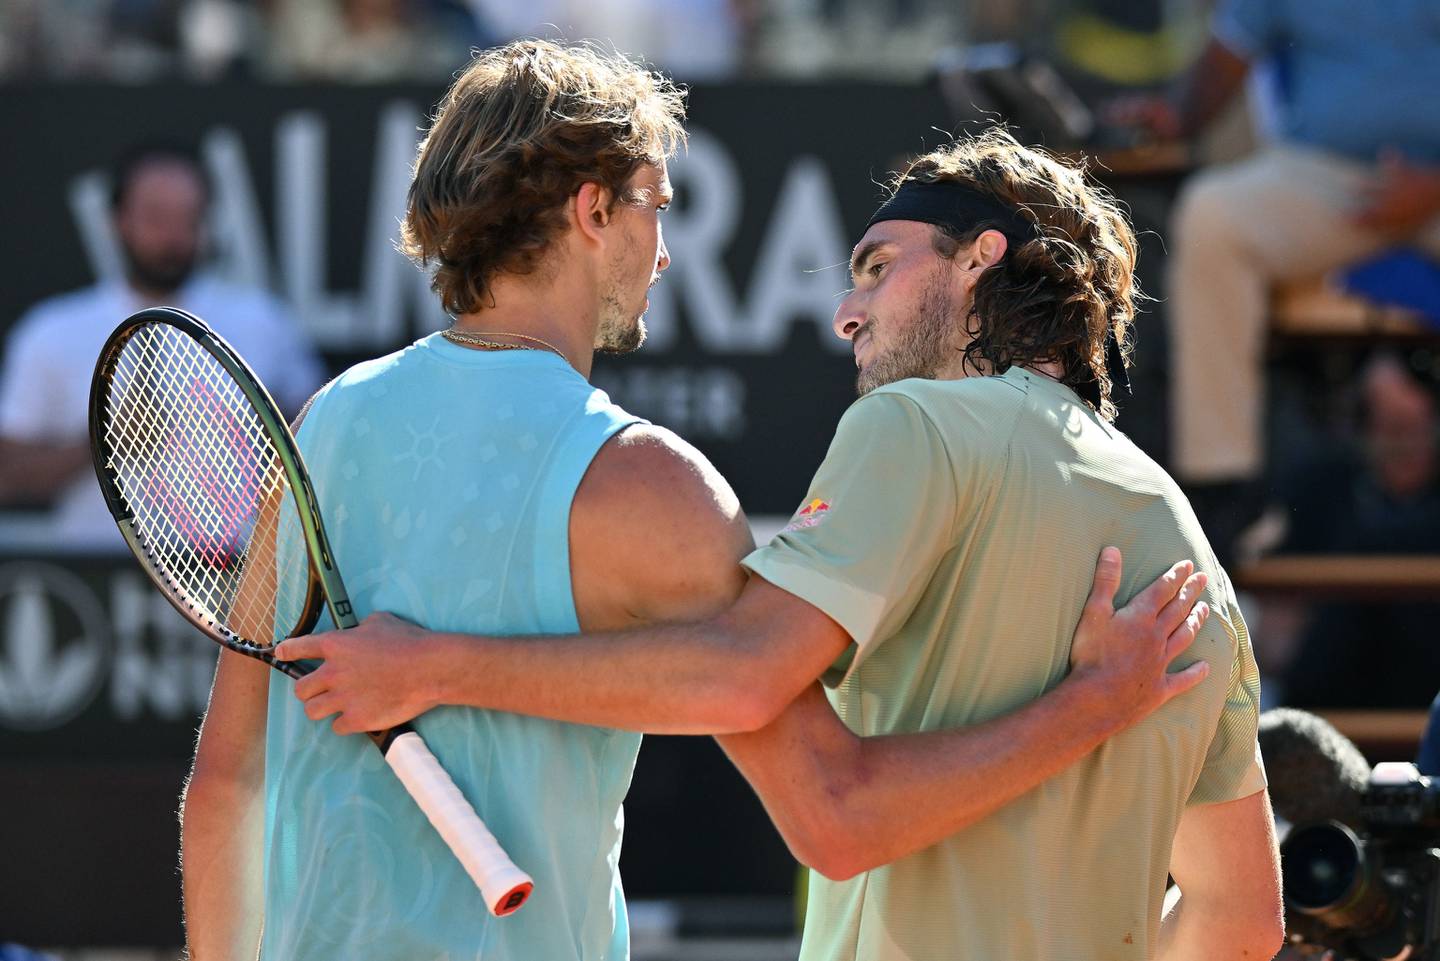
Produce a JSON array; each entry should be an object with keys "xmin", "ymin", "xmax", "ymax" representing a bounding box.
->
[
  {"xmin": 799, "ymin": 367, "xmax": 1263, "ymax": 961},
  {"xmin": 260, "ymin": 334, "xmax": 642, "ymax": 961}
]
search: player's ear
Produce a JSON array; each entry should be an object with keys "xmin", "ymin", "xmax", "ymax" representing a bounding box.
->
[
  {"xmin": 973, "ymin": 228, "xmax": 1008, "ymax": 269},
  {"xmin": 574, "ymin": 182, "xmax": 614, "ymax": 244}
]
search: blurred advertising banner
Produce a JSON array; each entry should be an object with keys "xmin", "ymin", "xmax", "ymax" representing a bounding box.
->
[{"xmin": 0, "ymin": 557, "xmax": 214, "ymax": 752}]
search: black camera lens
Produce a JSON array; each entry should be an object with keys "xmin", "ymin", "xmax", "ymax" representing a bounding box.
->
[
  {"xmin": 1284, "ymin": 822, "xmax": 1362, "ymax": 910},
  {"xmin": 1281, "ymin": 821, "xmax": 1397, "ymax": 938}
]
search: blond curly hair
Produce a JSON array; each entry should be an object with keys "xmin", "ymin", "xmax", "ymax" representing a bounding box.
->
[{"xmin": 402, "ymin": 40, "xmax": 687, "ymax": 315}]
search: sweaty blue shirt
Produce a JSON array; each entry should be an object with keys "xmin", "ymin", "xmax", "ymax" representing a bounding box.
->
[
  {"xmin": 261, "ymin": 334, "xmax": 644, "ymax": 961},
  {"xmin": 1215, "ymin": 0, "xmax": 1440, "ymax": 163}
]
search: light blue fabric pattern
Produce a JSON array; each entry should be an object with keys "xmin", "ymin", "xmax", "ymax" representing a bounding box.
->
[
  {"xmin": 260, "ymin": 334, "xmax": 644, "ymax": 961},
  {"xmin": 1214, "ymin": 1, "xmax": 1440, "ymax": 163}
]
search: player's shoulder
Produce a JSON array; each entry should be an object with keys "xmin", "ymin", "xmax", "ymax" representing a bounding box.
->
[
  {"xmin": 291, "ymin": 343, "xmax": 404, "ymax": 419},
  {"xmin": 577, "ymin": 423, "xmax": 742, "ymax": 528},
  {"xmin": 587, "ymin": 423, "xmax": 734, "ymax": 500},
  {"xmin": 839, "ymin": 376, "xmax": 1019, "ymax": 461},
  {"xmin": 572, "ymin": 422, "xmax": 751, "ymax": 625},
  {"xmin": 862, "ymin": 373, "xmax": 1023, "ymax": 417}
]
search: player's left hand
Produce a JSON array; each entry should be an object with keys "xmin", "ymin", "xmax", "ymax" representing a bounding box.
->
[
  {"xmin": 1067, "ymin": 547, "xmax": 1212, "ymax": 735},
  {"xmin": 276, "ymin": 612, "xmax": 440, "ymax": 734}
]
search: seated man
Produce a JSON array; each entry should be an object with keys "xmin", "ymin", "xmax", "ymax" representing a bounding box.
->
[{"xmin": 1119, "ymin": 1, "xmax": 1440, "ymax": 554}]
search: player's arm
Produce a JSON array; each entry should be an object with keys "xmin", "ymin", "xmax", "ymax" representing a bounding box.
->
[
  {"xmin": 280, "ymin": 425, "xmax": 1208, "ymax": 871},
  {"xmin": 180, "ymin": 398, "xmax": 321, "ymax": 960},
  {"xmin": 278, "ymin": 402, "xmax": 1200, "ymax": 737},
  {"xmin": 569, "ymin": 425, "xmax": 1213, "ymax": 877},
  {"xmin": 566, "ymin": 427, "xmax": 1208, "ymax": 877},
  {"xmin": 720, "ymin": 551, "xmax": 1210, "ymax": 880},
  {"xmin": 1155, "ymin": 790, "xmax": 1284, "ymax": 961},
  {"xmin": 181, "ymin": 649, "xmax": 270, "ymax": 961},
  {"xmin": 279, "ymin": 424, "xmax": 827, "ymax": 733}
]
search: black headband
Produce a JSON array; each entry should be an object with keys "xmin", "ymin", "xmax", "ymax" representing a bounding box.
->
[
  {"xmin": 866, "ymin": 179, "xmax": 1041, "ymax": 244},
  {"xmin": 866, "ymin": 179, "xmax": 1130, "ymax": 410}
]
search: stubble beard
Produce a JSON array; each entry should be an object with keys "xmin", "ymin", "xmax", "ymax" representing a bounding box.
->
[
  {"xmin": 855, "ymin": 274, "xmax": 961, "ymax": 396},
  {"xmin": 596, "ymin": 290, "xmax": 647, "ymax": 354},
  {"xmin": 596, "ymin": 241, "xmax": 649, "ymax": 355}
]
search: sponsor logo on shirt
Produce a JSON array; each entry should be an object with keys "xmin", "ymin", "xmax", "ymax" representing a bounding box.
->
[{"xmin": 783, "ymin": 497, "xmax": 831, "ymax": 532}]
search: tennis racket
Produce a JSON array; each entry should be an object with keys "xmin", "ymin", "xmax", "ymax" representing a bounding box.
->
[{"xmin": 88, "ymin": 306, "xmax": 534, "ymax": 917}]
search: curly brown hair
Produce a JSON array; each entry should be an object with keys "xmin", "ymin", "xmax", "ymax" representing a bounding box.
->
[
  {"xmin": 894, "ymin": 128, "xmax": 1141, "ymax": 421},
  {"xmin": 401, "ymin": 40, "xmax": 687, "ymax": 315}
]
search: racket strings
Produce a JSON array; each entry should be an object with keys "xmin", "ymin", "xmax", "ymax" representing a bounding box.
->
[{"xmin": 100, "ymin": 324, "xmax": 311, "ymax": 648}]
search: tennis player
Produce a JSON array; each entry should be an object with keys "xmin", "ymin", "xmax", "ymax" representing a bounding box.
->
[{"xmin": 189, "ymin": 43, "xmax": 1217, "ymax": 961}]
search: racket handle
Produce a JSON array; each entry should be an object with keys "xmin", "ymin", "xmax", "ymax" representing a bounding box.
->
[{"xmin": 383, "ymin": 730, "xmax": 535, "ymax": 916}]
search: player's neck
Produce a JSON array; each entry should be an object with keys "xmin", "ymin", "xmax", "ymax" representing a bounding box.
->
[
  {"xmin": 451, "ymin": 275, "xmax": 599, "ymax": 378},
  {"xmin": 1027, "ymin": 359, "xmax": 1065, "ymax": 381}
]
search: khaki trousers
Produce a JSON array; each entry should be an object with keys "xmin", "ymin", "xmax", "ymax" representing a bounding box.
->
[{"xmin": 1166, "ymin": 145, "xmax": 1440, "ymax": 482}]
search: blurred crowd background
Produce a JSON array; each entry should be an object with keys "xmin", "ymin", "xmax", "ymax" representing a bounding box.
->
[
  {"xmin": 0, "ymin": 0, "xmax": 1213, "ymax": 84},
  {"xmin": 3, "ymin": 0, "xmax": 1440, "ymax": 956}
]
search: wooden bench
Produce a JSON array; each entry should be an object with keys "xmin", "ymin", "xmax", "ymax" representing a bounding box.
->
[
  {"xmin": 1315, "ymin": 709, "xmax": 1429, "ymax": 761},
  {"xmin": 1233, "ymin": 554, "xmax": 1440, "ymax": 601},
  {"xmin": 1235, "ymin": 555, "xmax": 1439, "ymax": 758}
]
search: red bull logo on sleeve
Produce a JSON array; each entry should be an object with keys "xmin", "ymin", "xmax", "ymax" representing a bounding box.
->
[{"xmin": 783, "ymin": 497, "xmax": 831, "ymax": 532}]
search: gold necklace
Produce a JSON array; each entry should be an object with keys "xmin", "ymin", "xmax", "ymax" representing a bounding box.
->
[{"xmin": 441, "ymin": 327, "xmax": 568, "ymax": 364}]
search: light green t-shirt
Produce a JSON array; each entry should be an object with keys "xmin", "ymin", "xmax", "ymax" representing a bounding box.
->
[{"xmin": 742, "ymin": 367, "xmax": 1265, "ymax": 961}]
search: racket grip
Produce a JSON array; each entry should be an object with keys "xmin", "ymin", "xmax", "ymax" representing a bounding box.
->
[{"xmin": 383, "ymin": 730, "xmax": 535, "ymax": 916}]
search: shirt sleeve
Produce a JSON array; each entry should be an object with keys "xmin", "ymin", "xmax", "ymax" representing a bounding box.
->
[
  {"xmin": 741, "ymin": 390, "xmax": 969, "ymax": 687},
  {"xmin": 1212, "ymin": 0, "xmax": 1282, "ymax": 58},
  {"xmin": 1188, "ymin": 594, "xmax": 1269, "ymax": 805}
]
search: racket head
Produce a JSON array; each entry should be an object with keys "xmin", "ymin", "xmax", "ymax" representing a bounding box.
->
[{"xmin": 89, "ymin": 307, "xmax": 336, "ymax": 670}]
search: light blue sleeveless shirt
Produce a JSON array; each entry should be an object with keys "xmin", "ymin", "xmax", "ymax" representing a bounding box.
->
[{"xmin": 261, "ymin": 334, "xmax": 644, "ymax": 961}]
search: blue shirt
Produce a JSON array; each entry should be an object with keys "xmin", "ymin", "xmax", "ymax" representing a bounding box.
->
[
  {"xmin": 261, "ymin": 335, "xmax": 643, "ymax": 961},
  {"xmin": 1215, "ymin": 0, "xmax": 1440, "ymax": 163}
]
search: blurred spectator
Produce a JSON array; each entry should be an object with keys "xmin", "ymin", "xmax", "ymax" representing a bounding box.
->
[
  {"xmin": 1259, "ymin": 353, "xmax": 1440, "ymax": 709},
  {"xmin": 751, "ymin": 0, "xmax": 963, "ymax": 78},
  {"xmin": 1116, "ymin": 3, "xmax": 1440, "ymax": 556},
  {"xmin": 1048, "ymin": 0, "xmax": 1209, "ymax": 91},
  {"xmin": 261, "ymin": 0, "xmax": 480, "ymax": 82},
  {"xmin": 0, "ymin": 0, "xmax": 258, "ymax": 80},
  {"xmin": 179, "ymin": 0, "xmax": 265, "ymax": 79},
  {"xmin": 0, "ymin": 143, "xmax": 324, "ymax": 548},
  {"xmin": 469, "ymin": 0, "xmax": 753, "ymax": 81},
  {"xmin": 0, "ymin": 0, "xmax": 111, "ymax": 78},
  {"xmin": 105, "ymin": 0, "xmax": 186, "ymax": 78}
]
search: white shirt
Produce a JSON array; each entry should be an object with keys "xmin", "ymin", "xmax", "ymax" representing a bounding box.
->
[{"xmin": 0, "ymin": 274, "xmax": 325, "ymax": 548}]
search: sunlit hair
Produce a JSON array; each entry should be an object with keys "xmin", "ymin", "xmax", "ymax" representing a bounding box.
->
[
  {"xmin": 893, "ymin": 127, "xmax": 1141, "ymax": 421},
  {"xmin": 402, "ymin": 39, "xmax": 687, "ymax": 315}
]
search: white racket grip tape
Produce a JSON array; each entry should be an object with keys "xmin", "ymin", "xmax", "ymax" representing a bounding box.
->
[{"xmin": 384, "ymin": 731, "xmax": 535, "ymax": 916}]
